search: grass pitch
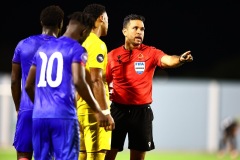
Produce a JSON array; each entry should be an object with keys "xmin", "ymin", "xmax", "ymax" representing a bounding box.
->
[{"xmin": 0, "ymin": 147, "xmax": 233, "ymax": 160}]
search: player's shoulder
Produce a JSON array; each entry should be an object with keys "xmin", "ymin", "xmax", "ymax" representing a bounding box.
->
[
  {"xmin": 26, "ymin": 34, "xmax": 44, "ymax": 41},
  {"xmin": 141, "ymin": 44, "xmax": 165, "ymax": 55},
  {"xmin": 20, "ymin": 34, "xmax": 50, "ymax": 44},
  {"xmin": 58, "ymin": 36, "xmax": 80, "ymax": 47},
  {"xmin": 83, "ymin": 33, "xmax": 106, "ymax": 49},
  {"xmin": 15, "ymin": 34, "xmax": 42, "ymax": 49}
]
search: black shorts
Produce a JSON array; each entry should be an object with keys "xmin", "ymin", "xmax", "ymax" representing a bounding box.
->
[
  {"xmin": 110, "ymin": 102, "xmax": 155, "ymax": 151},
  {"xmin": 219, "ymin": 135, "xmax": 237, "ymax": 150}
]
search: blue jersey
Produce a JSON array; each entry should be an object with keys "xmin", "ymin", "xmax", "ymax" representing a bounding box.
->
[
  {"xmin": 12, "ymin": 34, "xmax": 57, "ymax": 111},
  {"xmin": 32, "ymin": 36, "xmax": 88, "ymax": 119}
]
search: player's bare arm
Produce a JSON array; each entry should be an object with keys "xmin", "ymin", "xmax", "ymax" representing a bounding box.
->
[
  {"xmin": 25, "ymin": 65, "xmax": 36, "ymax": 103},
  {"xmin": 90, "ymin": 67, "xmax": 115, "ymax": 130},
  {"xmin": 72, "ymin": 62, "xmax": 109, "ymax": 127},
  {"xmin": 11, "ymin": 63, "xmax": 22, "ymax": 113}
]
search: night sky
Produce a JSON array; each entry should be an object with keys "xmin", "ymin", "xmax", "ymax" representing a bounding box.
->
[{"xmin": 1, "ymin": 0, "xmax": 240, "ymax": 80}]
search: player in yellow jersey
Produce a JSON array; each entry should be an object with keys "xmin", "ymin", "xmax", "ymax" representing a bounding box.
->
[{"xmin": 76, "ymin": 3, "xmax": 115, "ymax": 160}]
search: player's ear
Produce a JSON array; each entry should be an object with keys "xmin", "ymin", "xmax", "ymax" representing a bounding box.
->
[
  {"xmin": 99, "ymin": 15, "xmax": 104, "ymax": 22},
  {"xmin": 122, "ymin": 28, "xmax": 127, "ymax": 36},
  {"xmin": 79, "ymin": 28, "xmax": 86, "ymax": 37},
  {"xmin": 58, "ymin": 20, "xmax": 63, "ymax": 29}
]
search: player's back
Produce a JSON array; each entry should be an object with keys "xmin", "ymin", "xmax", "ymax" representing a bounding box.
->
[
  {"xmin": 32, "ymin": 36, "xmax": 87, "ymax": 119},
  {"xmin": 12, "ymin": 34, "xmax": 57, "ymax": 111}
]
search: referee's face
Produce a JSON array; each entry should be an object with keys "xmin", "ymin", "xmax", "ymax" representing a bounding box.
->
[{"xmin": 123, "ymin": 20, "xmax": 145, "ymax": 47}]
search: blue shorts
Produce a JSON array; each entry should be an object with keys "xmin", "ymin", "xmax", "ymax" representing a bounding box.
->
[
  {"xmin": 13, "ymin": 110, "xmax": 33, "ymax": 152},
  {"xmin": 33, "ymin": 118, "xmax": 80, "ymax": 160}
]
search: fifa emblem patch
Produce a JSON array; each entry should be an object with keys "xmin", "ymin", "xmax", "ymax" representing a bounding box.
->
[{"xmin": 134, "ymin": 62, "xmax": 145, "ymax": 74}]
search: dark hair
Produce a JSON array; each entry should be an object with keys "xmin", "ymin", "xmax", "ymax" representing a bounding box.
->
[
  {"xmin": 40, "ymin": 5, "xmax": 64, "ymax": 27},
  {"xmin": 123, "ymin": 14, "xmax": 145, "ymax": 28},
  {"xmin": 67, "ymin": 11, "xmax": 95, "ymax": 30},
  {"xmin": 83, "ymin": 3, "xmax": 106, "ymax": 22},
  {"xmin": 225, "ymin": 120, "xmax": 238, "ymax": 136}
]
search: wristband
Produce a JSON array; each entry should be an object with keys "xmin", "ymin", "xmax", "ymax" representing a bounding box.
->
[{"xmin": 102, "ymin": 109, "xmax": 110, "ymax": 115}]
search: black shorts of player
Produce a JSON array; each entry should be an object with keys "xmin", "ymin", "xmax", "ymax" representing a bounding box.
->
[
  {"xmin": 110, "ymin": 102, "xmax": 155, "ymax": 152},
  {"xmin": 219, "ymin": 135, "xmax": 237, "ymax": 150}
]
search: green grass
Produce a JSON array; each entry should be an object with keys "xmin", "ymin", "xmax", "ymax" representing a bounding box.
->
[
  {"xmin": 0, "ymin": 147, "xmax": 234, "ymax": 160},
  {"xmin": 116, "ymin": 150, "xmax": 218, "ymax": 160},
  {"xmin": 0, "ymin": 147, "xmax": 16, "ymax": 159}
]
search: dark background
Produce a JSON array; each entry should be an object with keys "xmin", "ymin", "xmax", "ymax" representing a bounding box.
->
[{"xmin": 1, "ymin": 0, "xmax": 240, "ymax": 80}]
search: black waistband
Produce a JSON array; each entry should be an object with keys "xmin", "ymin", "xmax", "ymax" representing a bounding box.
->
[{"xmin": 112, "ymin": 102, "xmax": 150, "ymax": 108}]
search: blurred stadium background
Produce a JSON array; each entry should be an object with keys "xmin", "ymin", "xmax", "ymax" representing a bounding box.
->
[{"xmin": 1, "ymin": 1, "xmax": 240, "ymax": 159}]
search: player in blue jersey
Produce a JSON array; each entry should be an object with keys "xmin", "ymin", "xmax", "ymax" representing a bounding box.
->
[
  {"xmin": 25, "ymin": 11, "xmax": 110, "ymax": 160},
  {"xmin": 11, "ymin": 5, "xmax": 64, "ymax": 160}
]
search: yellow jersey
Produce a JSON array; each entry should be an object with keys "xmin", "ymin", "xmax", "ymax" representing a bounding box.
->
[{"xmin": 77, "ymin": 32, "xmax": 110, "ymax": 114}]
